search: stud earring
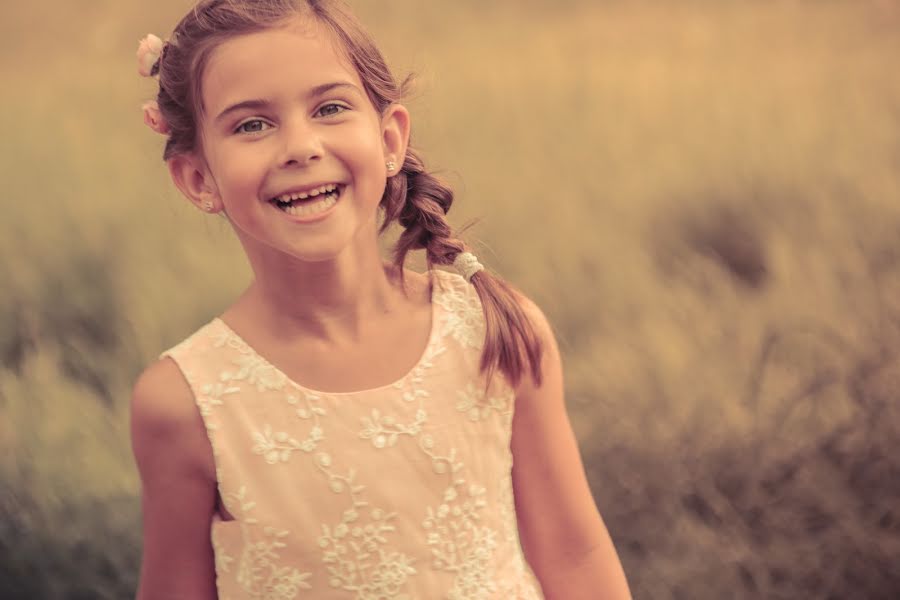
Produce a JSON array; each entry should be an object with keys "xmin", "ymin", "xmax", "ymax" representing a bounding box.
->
[
  {"xmin": 202, "ymin": 200, "xmax": 214, "ymax": 212},
  {"xmin": 386, "ymin": 160, "xmax": 397, "ymax": 172}
]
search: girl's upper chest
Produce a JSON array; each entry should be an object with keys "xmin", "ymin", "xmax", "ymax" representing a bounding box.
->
[
  {"xmin": 254, "ymin": 304, "xmax": 434, "ymax": 394},
  {"xmin": 218, "ymin": 275, "xmax": 437, "ymax": 395}
]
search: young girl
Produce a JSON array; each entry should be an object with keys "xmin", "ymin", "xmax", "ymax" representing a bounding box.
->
[{"xmin": 130, "ymin": 1, "xmax": 632, "ymax": 598}]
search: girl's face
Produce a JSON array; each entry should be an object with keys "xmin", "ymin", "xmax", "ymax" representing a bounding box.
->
[{"xmin": 191, "ymin": 18, "xmax": 407, "ymax": 265}]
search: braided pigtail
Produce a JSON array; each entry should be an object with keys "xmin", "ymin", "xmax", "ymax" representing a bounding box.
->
[{"xmin": 381, "ymin": 149, "xmax": 544, "ymax": 390}]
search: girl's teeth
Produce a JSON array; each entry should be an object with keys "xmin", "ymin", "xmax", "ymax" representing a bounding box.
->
[
  {"xmin": 277, "ymin": 190, "xmax": 339, "ymax": 216},
  {"xmin": 279, "ymin": 184, "xmax": 337, "ymax": 203}
]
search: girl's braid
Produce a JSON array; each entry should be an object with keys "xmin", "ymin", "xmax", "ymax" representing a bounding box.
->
[
  {"xmin": 381, "ymin": 147, "xmax": 467, "ymax": 270},
  {"xmin": 381, "ymin": 146, "xmax": 544, "ymax": 390}
]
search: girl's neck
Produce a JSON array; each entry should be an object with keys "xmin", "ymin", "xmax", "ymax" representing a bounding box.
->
[{"xmin": 224, "ymin": 251, "xmax": 425, "ymax": 347}]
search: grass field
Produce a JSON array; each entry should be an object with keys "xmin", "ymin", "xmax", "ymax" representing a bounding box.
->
[{"xmin": 2, "ymin": 0, "xmax": 899, "ymax": 598}]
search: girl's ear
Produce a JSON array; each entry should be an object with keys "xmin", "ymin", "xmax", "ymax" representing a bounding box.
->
[
  {"xmin": 381, "ymin": 103, "xmax": 411, "ymax": 169},
  {"xmin": 166, "ymin": 153, "xmax": 222, "ymax": 211}
]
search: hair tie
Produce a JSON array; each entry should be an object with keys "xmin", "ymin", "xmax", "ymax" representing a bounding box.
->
[{"xmin": 453, "ymin": 252, "xmax": 484, "ymax": 282}]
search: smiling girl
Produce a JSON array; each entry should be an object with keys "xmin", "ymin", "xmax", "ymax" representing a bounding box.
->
[{"xmin": 130, "ymin": 1, "xmax": 632, "ymax": 598}]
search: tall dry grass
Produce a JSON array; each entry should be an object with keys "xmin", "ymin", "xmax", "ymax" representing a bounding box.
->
[{"xmin": 1, "ymin": 0, "xmax": 899, "ymax": 597}]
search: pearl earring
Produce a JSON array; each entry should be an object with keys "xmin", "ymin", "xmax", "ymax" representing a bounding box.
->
[{"xmin": 386, "ymin": 160, "xmax": 397, "ymax": 172}]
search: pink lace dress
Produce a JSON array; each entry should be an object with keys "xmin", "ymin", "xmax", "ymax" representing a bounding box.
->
[{"xmin": 159, "ymin": 269, "xmax": 544, "ymax": 599}]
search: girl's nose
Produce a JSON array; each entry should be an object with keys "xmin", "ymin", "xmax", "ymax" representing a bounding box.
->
[{"xmin": 277, "ymin": 120, "xmax": 324, "ymax": 167}]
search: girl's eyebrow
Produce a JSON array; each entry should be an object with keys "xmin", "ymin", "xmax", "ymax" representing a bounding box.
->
[{"xmin": 213, "ymin": 81, "xmax": 361, "ymax": 124}]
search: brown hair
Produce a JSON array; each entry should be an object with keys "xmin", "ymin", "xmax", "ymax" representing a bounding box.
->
[{"xmin": 149, "ymin": 0, "xmax": 543, "ymax": 389}]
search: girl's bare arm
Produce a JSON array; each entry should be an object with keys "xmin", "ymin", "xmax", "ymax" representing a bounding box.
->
[
  {"xmin": 130, "ymin": 358, "xmax": 219, "ymax": 600},
  {"xmin": 510, "ymin": 296, "xmax": 633, "ymax": 600}
]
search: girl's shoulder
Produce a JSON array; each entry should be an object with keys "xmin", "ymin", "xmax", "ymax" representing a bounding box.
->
[
  {"xmin": 131, "ymin": 357, "xmax": 194, "ymax": 432},
  {"xmin": 130, "ymin": 356, "xmax": 216, "ymax": 480}
]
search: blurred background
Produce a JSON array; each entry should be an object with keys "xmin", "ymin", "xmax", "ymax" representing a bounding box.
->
[{"xmin": 2, "ymin": 0, "xmax": 899, "ymax": 598}]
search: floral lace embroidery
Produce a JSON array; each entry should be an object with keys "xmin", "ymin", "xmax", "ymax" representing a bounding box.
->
[
  {"xmin": 360, "ymin": 339, "xmax": 445, "ymax": 449},
  {"xmin": 422, "ymin": 481, "xmax": 498, "ymax": 600},
  {"xmin": 212, "ymin": 525, "xmax": 236, "ymax": 579},
  {"xmin": 497, "ymin": 474, "xmax": 543, "ymax": 600},
  {"xmin": 211, "ymin": 329, "xmax": 289, "ymax": 392},
  {"xmin": 434, "ymin": 276, "xmax": 485, "ymax": 350},
  {"xmin": 455, "ymin": 383, "xmax": 513, "ymax": 422},
  {"xmin": 197, "ymin": 380, "xmax": 241, "ymax": 416},
  {"xmin": 359, "ymin": 408, "xmax": 427, "ymax": 448},
  {"xmin": 252, "ymin": 391, "xmax": 327, "ymax": 463},
  {"xmin": 417, "ymin": 438, "xmax": 464, "ymax": 475},
  {"xmin": 229, "ymin": 348, "xmax": 420, "ymax": 598},
  {"xmin": 224, "ymin": 486, "xmax": 312, "ymax": 599},
  {"xmin": 189, "ymin": 373, "xmax": 240, "ymax": 490},
  {"xmin": 416, "ymin": 429, "xmax": 502, "ymax": 598},
  {"xmin": 314, "ymin": 451, "xmax": 417, "ymax": 598},
  {"xmin": 252, "ymin": 423, "xmax": 325, "ymax": 464}
]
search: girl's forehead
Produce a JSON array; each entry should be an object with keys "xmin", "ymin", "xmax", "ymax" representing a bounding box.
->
[{"xmin": 201, "ymin": 21, "xmax": 361, "ymax": 115}]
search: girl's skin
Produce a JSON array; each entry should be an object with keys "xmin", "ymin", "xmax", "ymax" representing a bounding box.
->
[{"xmin": 131, "ymin": 16, "xmax": 632, "ymax": 600}]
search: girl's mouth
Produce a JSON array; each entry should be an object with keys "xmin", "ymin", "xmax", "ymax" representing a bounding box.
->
[{"xmin": 270, "ymin": 184, "xmax": 344, "ymax": 218}]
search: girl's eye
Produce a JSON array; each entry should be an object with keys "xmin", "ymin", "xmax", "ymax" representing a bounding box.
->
[
  {"xmin": 317, "ymin": 103, "xmax": 348, "ymax": 117},
  {"xmin": 235, "ymin": 119, "xmax": 270, "ymax": 134}
]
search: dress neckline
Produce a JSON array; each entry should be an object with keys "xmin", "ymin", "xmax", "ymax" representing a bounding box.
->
[{"xmin": 210, "ymin": 270, "xmax": 443, "ymax": 397}]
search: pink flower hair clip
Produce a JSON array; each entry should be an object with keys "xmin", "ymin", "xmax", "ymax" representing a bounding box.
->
[
  {"xmin": 141, "ymin": 100, "xmax": 171, "ymax": 135},
  {"xmin": 137, "ymin": 33, "xmax": 164, "ymax": 78},
  {"xmin": 137, "ymin": 34, "xmax": 171, "ymax": 135}
]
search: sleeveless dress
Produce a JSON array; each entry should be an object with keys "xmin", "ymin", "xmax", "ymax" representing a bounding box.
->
[{"xmin": 158, "ymin": 269, "xmax": 545, "ymax": 600}]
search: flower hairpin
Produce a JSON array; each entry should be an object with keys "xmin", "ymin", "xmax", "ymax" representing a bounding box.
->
[
  {"xmin": 141, "ymin": 100, "xmax": 170, "ymax": 135},
  {"xmin": 137, "ymin": 34, "xmax": 164, "ymax": 78},
  {"xmin": 137, "ymin": 34, "xmax": 171, "ymax": 135}
]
